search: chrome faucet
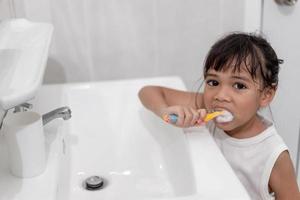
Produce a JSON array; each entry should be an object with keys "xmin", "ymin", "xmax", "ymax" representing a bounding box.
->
[
  {"xmin": 13, "ymin": 103, "xmax": 33, "ymax": 113},
  {"xmin": 42, "ymin": 106, "xmax": 72, "ymax": 126},
  {"xmin": 0, "ymin": 109, "xmax": 7, "ymax": 130},
  {"xmin": 0, "ymin": 103, "xmax": 72, "ymax": 129}
]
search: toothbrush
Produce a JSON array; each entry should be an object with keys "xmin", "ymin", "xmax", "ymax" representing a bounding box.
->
[{"xmin": 163, "ymin": 110, "xmax": 233, "ymax": 124}]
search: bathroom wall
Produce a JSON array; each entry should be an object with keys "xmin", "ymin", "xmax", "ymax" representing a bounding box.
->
[
  {"xmin": 0, "ymin": 0, "xmax": 12, "ymax": 19},
  {"xmin": 0, "ymin": 0, "xmax": 250, "ymax": 90}
]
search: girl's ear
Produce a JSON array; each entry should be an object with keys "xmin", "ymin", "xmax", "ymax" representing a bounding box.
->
[{"xmin": 260, "ymin": 87, "xmax": 276, "ymax": 107}]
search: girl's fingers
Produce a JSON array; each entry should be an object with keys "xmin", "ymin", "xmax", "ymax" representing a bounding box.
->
[
  {"xmin": 191, "ymin": 108, "xmax": 200, "ymax": 125},
  {"xmin": 197, "ymin": 109, "xmax": 207, "ymax": 124},
  {"xmin": 182, "ymin": 107, "xmax": 194, "ymax": 127},
  {"xmin": 162, "ymin": 106, "xmax": 206, "ymax": 128},
  {"xmin": 176, "ymin": 109, "xmax": 185, "ymax": 126}
]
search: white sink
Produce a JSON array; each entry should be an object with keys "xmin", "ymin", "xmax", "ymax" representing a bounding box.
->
[{"xmin": 0, "ymin": 77, "xmax": 250, "ymax": 200}]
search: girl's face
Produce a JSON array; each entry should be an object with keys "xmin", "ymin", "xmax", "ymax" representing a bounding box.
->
[{"xmin": 203, "ymin": 65, "xmax": 273, "ymax": 135}]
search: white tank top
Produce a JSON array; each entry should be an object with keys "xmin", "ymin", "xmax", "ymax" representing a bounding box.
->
[{"xmin": 209, "ymin": 118, "xmax": 288, "ymax": 200}]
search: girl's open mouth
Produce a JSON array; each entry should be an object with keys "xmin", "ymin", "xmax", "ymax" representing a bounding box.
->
[{"xmin": 214, "ymin": 110, "xmax": 234, "ymax": 123}]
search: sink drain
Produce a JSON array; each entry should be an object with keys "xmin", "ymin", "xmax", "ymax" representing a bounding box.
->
[{"xmin": 83, "ymin": 176, "xmax": 105, "ymax": 191}]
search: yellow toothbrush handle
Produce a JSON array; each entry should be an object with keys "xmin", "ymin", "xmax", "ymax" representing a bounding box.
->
[{"xmin": 204, "ymin": 111, "xmax": 223, "ymax": 122}]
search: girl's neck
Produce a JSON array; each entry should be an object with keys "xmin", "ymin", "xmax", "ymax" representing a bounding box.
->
[{"xmin": 225, "ymin": 114, "xmax": 267, "ymax": 139}]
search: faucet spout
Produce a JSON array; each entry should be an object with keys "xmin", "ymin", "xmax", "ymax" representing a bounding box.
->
[{"xmin": 42, "ymin": 106, "xmax": 72, "ymax": 126}]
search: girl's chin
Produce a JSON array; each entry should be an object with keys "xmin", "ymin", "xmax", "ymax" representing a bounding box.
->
[{"xmin": 214, "ymin": 121, "xmax": 235, "ymax": 131}]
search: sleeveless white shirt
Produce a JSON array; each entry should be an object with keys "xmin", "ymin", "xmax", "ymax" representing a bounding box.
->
[{"xmin": 208, "ymin": 118, "xmax": 288, "ymax": 200}]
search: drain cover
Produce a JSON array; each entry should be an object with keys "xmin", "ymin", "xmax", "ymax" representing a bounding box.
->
[{"xmin": 84, "ymin": 176, "xmax": 105, "ymax": 190}]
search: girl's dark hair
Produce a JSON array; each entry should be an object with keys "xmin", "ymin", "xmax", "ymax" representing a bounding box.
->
[{"xmin": 203, "ymin": 32, "xmax": 283, "ymax": 89}]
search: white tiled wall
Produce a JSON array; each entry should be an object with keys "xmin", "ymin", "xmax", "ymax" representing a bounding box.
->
[{"xmin": 3, "ymin": 0, "xmax": 248, "ymax": 90}]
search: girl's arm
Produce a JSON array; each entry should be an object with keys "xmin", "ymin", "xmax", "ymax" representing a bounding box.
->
[
  {"xmin": 269, "ymin": 151, "xmax": 300, "ymax": 199},
  {"xmin": 138, "ymin": 86, "xmax": 205, "ymax": 127}
]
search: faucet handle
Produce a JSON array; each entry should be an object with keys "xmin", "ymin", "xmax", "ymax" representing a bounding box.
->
[{"xmin": 13, "ymin": 103, "xmax": 33, "ymax": 113}]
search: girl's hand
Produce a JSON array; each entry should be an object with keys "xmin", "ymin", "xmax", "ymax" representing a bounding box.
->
[{"xmin": 158, "ymin": 106, "xmax": 207, "ymax": 127}]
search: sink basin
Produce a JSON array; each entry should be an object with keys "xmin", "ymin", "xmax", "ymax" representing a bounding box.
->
[{"xmin": 0, "ymin": 77, "xmax": 250, "ymax": 200}]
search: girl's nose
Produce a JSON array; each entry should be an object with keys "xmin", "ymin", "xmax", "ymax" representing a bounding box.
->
[{"xmin": 214, "ymin": 86, "xmax": 231, "ymax": 102}]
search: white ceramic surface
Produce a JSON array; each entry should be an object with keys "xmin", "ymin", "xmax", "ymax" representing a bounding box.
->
[
  {"xmin": 3, "ymin": 111, "xmax": 46, "ymax": 178},
  {"xmin": 0, "ymin": 77, "xmax": 250, "ymax": 200},
  {"xmin": 0, "ymin": 18, "xmax": 53, "ymax": 111}
]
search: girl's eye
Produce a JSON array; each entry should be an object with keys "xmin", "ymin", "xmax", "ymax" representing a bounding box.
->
[
  {"xmin": 233, "ymin": 82, "xmax": 247, "ymax": 90},
  {"xmin": 206, "ymin": 80, "xmax": 219, "ymax": 86}
]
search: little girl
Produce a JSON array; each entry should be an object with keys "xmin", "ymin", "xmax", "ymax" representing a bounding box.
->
[{"xmin": 138, "ymin": 33, "xmax": 300, "ymax": 199}]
